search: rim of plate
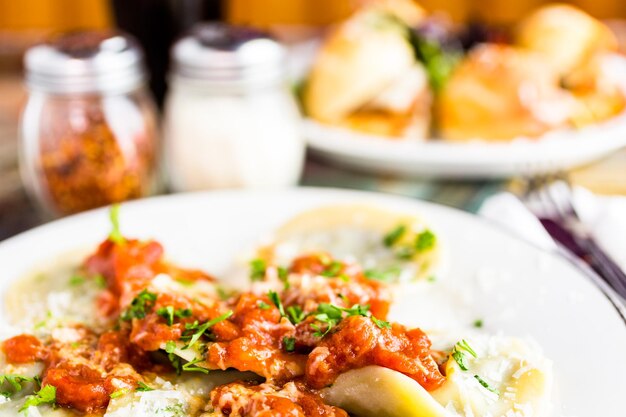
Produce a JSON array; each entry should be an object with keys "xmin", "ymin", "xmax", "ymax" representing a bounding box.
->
[{"xmin": 303, "ymin": 113, "xmax": 626, "ymax": 178}]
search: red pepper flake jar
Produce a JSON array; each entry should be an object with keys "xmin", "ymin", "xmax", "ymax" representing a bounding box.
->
[{"xmin": 19, "ymin": 31, "xmax": 159, "ymax": 216}]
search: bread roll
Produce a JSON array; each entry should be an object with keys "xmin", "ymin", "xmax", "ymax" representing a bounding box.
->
[
  {"xmin": 516, "ymin": 4, "xmax": 617, "ymax": 76},
  {"xmin": 438, "ymin": 44, "xmax": 575, "ymax": 141}
]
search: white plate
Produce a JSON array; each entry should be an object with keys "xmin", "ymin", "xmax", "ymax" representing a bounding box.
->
[
  {"xmin": 304, "ymin": 114, "xmax": 626, "ymax": 179},
  {"xmin": 0, "ymin": 188, "xmax": 624, "ymax": 416}
]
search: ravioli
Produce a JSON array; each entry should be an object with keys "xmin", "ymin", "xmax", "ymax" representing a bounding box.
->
[{"xmin": 257, "ymin": 204, "xmax": 443, "ymax": 284}]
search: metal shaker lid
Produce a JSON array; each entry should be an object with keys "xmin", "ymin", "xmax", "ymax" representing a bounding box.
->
[
  {"xmin": 171, "ymin": 23, "xmax": 286, "ymax": 88},
  {"xmin": 24, "ymin": 31, "xmax": 147, "ymax": 94}
]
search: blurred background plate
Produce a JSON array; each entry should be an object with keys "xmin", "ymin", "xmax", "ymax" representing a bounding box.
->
[{"xmin": 305, "ymin": 113, "xmax": 626, "ymax": 179}]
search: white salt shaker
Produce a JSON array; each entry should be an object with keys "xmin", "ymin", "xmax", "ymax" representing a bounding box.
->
[{"xmin": 163, "ymin": 23, "xmax": 304, "ymax": 191}]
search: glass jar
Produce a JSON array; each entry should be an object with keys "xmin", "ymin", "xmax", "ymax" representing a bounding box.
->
[
  {"xmin": 163, "ymin": 23, "xmax": 304, "ymax": 191},
  {"xmin": 20, "ymin": 31, "xmax": 159, "ymax": 216}
]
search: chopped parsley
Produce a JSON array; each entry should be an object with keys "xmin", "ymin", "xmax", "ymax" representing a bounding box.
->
[
  {"xmin": 249, "ymin": 259, "xmax": 267, "ymax": 281},
  {"xmin": 120, "ymin": 289, "xmax": 157, "ymax": 321},
  {"xmin": 383, "ymin": 224, "xmax": 406, "ymax": 247},
  {"xmin": 136, "ymin": 381, "xmax": 154, "ymax": 392},
  {"xmin": 156, "ymin": 306, "xmax": 192, "ymax": 326},
  {"xmin": 0, "ymin": 375, "xmax": 40, "ymax": 397},
  {"xmin": 474, "ymin": 375, "xmax": 500, "ymax": 396},
  {"xmin": 473, "ymin": 319, "xmax": 483, "ymax": 328},
  {"xmin": 372, "ymin": 316, "xmax": 392, "ymax": 329},
  {"xmin": 287, "ymin": 305, "xmax": 306, "ymax": 325},
  {"xmin": 278, "ymin": 266, "xmax": 290, "ymax": 290},
  {"xmin": 20, "ymin": 384, "xmax": 56, "ymax": 411},
  {"xmin": 408, "ymin": 31, "xmax": 461, "ymax": 92},
  {"xmin": 110, "ymin": 389, "xmax": 129, "ymax": 399},
  {"xmin": 94, "ymin": 274, "xmax": 107, "ymax": 289},
  {"xmin": 181, "ymin": 310, "xmax": 233, "ymax": 350},
  {"xmin": 258, "ymin": 301, "xmax": 271, "ymax": 310},
  {"xmin": 108, "ymin": 204, "xmax": 125, "ymax": 245},
  {"xmin": 364, "ymin": 266, "xmax": 401, "ymax": 282},
  {"xmin": 283, "ymin": 337, "xmax": 296, "ymax": 352},
  {"xmin": 181, "ymin": 357, "xmax": 209, "ymax": 374},
  {"xmin": 321, "ymin": 261, "xmax": 343, "ymax": 278},
  {"xmin": 415, "ymin": 229, "xmax": 436, "ymax": 251},
  {"xmin": 268, "ymin": 290, "xmax": 286, "ymax": 318},
  {"xmin": 311, "ymin": 303, "xmax": 370, "ymax": 338},
  {"xmin": 216, "ymin": 285, "xmax": 236, "ymax": 301},
  {"xmin": 68, "ymin": 275, "xmax": 85, "ymax": 286},
  {"xmin": 165, "ymin": 340, "xmax": 177, "ymax": 353},
  {"xmin": 451, "ymin": 339, "xmax": 478, "ymax": 372}
]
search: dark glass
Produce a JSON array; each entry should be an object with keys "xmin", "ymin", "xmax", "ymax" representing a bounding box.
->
[{"xmin": 111, "ymin": 0, "xmax": 224, "ymax": 106}]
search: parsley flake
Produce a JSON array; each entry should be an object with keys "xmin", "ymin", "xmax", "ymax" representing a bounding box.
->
[
  {"xmin": 110, "ymin": 389, "xmax": 129, "ymax": 399},
  {"xmin": 249, "ymin": 259, "xmax": 267, "ymax": 281},
  {"xmin": 287, "ymin": 305, "xmax": 306, "ymax": 325},
  {"xmin": 136, "ymin": 382, "xmax": 154, "ymax": 392},
  {"xmin": 268, "ymin": 291, "xmax": 286, "ymax": 318},
  {"xmin": 120, "ymin": 289, "xmax": 157, "ymax": 321},
  {"xmin": 474, "ymin": 375, "xmax": 500, "ymax": 396},
  {"xmin": 68, "ymin": 275, "xmax": 85, "ymax": 286},
  {"xmin": 283, "ymin": 337, "xmax": 296, "ymax": 352},
  {"xmin": 108, "ymin": 204, "xmax": 125, "ymax": 245},
  {"xmin": 372, "ymin": 316, "xmax": 391, "ymax": 329},
  {"xmin": 182, "ymin": 310, "xmax": 233, "ymax": 350},
  {"xmin": 182, "ymin": 357, "xmax": 209, "ymax": 374},
  {"xmin": 415, "ymin": 229, "xmax": 436, "ymax": 251},
  {"xmin": 384, "ymin": 224, "xmax": 406, "ymax": 247},
  {"xmin": 0, "ymin": 375, "xmax": 40, "ymax": 398},
  {"xmin": 20, "ymin": 384, "xmax": 56, "ymax": 411},
  {"xmin": 473, "ymin": 319, "xmax": 483, "ymax": 328},
  {"xmin": 157, "ymin": 306, "xmax": 192, "ymax": 326}
]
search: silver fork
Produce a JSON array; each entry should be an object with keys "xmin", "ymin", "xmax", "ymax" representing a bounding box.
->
[{"xmin": 519, "ymin": 172, "xmax": 626, "ymax": 301}]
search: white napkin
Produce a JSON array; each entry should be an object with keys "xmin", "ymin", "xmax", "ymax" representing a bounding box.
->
[{"xmin": 478, "ymin": 188, "xmax": 626, "ymax": 272}]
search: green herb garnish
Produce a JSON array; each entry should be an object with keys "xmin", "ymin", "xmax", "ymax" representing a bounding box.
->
[
  {"xmin": 136, "ymin": 381, "xmax": 154, "ymax": 392},
  {"xmin": 20, "ymin": 384, "xmax": 56, "ymax": 411},
  {"xmin": 181, "ymin": 310, "xmax": 233, "ymax": 350},
  {"xmin": 311, "ymin": 303, "xmax": 370, "ymax": 338},
  {"xmin": 68, "ymin": 275, "xmax": 85, "ymax": 286},
  {"xmin": 372, "ymin": 316, "xmax": 392, "ymax": 329},
  {"xmin": 321, "ymin": 261, "xmax": 343, "ymax": 278},
  {"xmin": 94, "ymin": 274, "xmax": 107, "ymax": 289},
  {"xmin": 268, "ymin": 291, "xmax": 286, "ymax": 318},
  {"xmin": 108, "ymin": 204, "xmax": 125, "ymax": 245},
  {"xmin": 409, "ymin": 33, "xmax": 461, "ymax": 92},
  {"xmin": 364, "ymin": 266, "xmax": 401, "ymax": 282},
  {"xmin": 383, "ymin": 224, "xmax": 406, "ymax": 247},
  {"xmin": 474, "ymin": 375, "xmax": 500, "ymax": 396},
  {"xmin": 283, "ymin": 337, "xmax": 296, "ymax": 352},
  {"xmin": 287, "ymin": 305, "xmax": 306, "ymax": 325},
  {"xmin": 415, "ymin": 229, "xmax": 436, "ymax": 251},
  {"xmin": 473, "ymin": 319, "xmax": 483, "ymax": 328},
  {"xmin": 451, "ymin": 339, "xmax": 478, "ymax": 371},
  {"xmin": 249, "ymin": 259, "xmax": 267, "ymax": 281},
  {"xmin": 0, "ymin": 375, "xmax": 40, "ymax": 398},
  {"xmin": 278, "ymin": 267, "xmax": 290, "ymax": 290},
  {"xmin": 120, "ymin": 289, "xmax": 157, "ymax": 321},
  {"xmin": 110, "ymin": 389, "xmax": 129, "ymax": 399},
  {"xmin": 182, "ymin": 357, "xmax": 209, "ymax": 374},
  {"xmin": 258, "ymin": 301, "xmax": 271, "ymax": 310},
  {"xmin": 157, "ymin": 306, "xmax": 192, "ymax": 326}
]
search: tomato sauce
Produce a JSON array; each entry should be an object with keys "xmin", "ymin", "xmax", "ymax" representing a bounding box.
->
[
  {"xmin": 2, "ymin": 334, "xmax": 45, "ymax": 364},
  {"xmin": 305, "ymin": 315, "xmax": 445, "ymax": 390}
]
